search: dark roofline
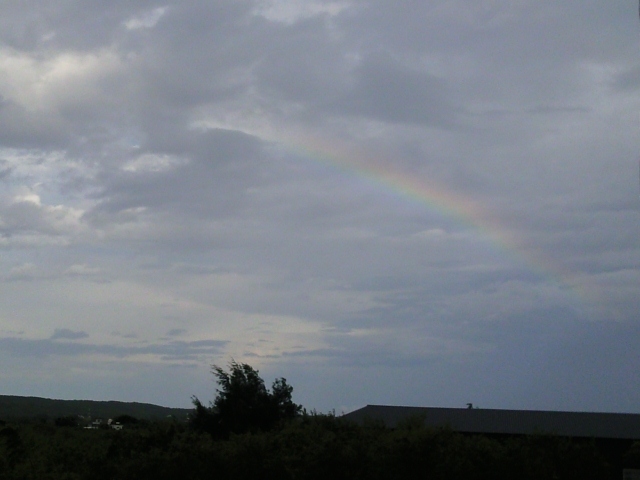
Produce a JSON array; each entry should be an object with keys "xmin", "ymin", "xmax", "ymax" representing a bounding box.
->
[{"xmin": 341, "ymin": 405, "xmax": 640, "ymax": 440}]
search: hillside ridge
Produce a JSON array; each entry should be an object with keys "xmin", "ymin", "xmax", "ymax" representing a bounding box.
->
[{"xmin": 0, "ymin": 394, "xmax": 191, "ymax": 420}]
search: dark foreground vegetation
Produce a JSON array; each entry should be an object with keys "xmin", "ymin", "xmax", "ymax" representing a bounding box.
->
[{"xmin": 0, "ymin": 362, "xmax": 637, "ymax": 479}]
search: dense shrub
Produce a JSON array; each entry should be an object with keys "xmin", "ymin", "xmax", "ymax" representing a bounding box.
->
[{"xmin": 0, "ymin": 414, "xmax": 619, "ymax": 480}]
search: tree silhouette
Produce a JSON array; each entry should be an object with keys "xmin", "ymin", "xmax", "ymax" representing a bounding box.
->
[{"xmin": 190, "ymin": 360, "xmax": 301, "ymax": 438}]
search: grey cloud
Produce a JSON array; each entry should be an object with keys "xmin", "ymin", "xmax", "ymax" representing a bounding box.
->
[
  {"xmin": 112, "ymin": 331, "xmax": 138, "ymax": 339},
  {"xmin": 50, "ymin": 329, "xmax": 89, "ymax": 340},
  {"xmin": 0, "ymin": 0, "xmax": 638, "ymax": 413},
  {"xmin": 135, "ymin": 2, "xmax": 263, "ymax": 104},
  {"xmin": 254, "ymin": 16, "xmax": 352, "ymax": 105},
  {"xmin": 332, "ymin": 54, "xmax": 459, "ymax": 127},
  {"xmin": 613, "ymin": 66, "xmax": 640, "ymax": 92},
  {"xmin": 339, "ymin": 1, "xmax": 634, "ymax": 87},
  {"xmin": 85, "ymin": 128, "xmax": 266, "ymax": 221},
  {"xmin": 460, "ymin": 315, "xmax": 640, "ymax": 412},
  {"xmin": 0, "ymin": 168, "xmax": 13, "ymax": 180},
  {"xmin": 525, "ymin": 105, "xmax": 591, "ymax": 115},
  {"xmin": 171, "ymin": 263, "xmax": 228, "ymax": 275},
  {"xmin": 0, "ymin": 102, "xmax": 68, "ymax": 150},
  {"xmin": 0, "ymin": 200, "xmax": 74, "ymax": 239},
  {"xmin": 280, "ymin": 313, "xmax": 640, "ymax": 413},
  {"xmin": 281, "ymin": 347, "xmax": 436, "ymax": 368},
  {"xmin": 0, "ymin": 1, "xmax": 161, "ymax": 52},
  {"xmin": 0, "ymin": 335, "xmax": 227, "ymax": 361},
  {"xmin": 4, "ymin": 263, "xmax": 40, "ymax": 282},
  {"xmin": 166, "ymin": 328, "xmax": 186, "ymax": 337},
  {"xmin": 280, "ymin": 333, "xmax": 486, "ymax": 369},
  {"xmin": 2, "ymin": 201, "xmax": 51, "ymax": 236},
  {"xmin": 0, "ymin": 2, "xmax": 262, "ymax": 155}
]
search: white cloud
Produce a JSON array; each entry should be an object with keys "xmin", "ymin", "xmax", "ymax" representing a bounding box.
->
[
  {"xmin": 63, "ymin": 264, "xmax": 102, "ymax": 276},
  {"xmin": 7, "ymin": 263, "xmax": 39, "ymax": 281},
  {"xmin": 124, "ymin": 7, "xmax": 168, "ymax": 30},
  {"xmin": 252, "ymin": 0, "xmax": 348, "ymax": 24},
  {"xmin": 1, "ymin": 192, "xmax": 85, "ymax": 241},
  {"xmin": 122, "ymin": 153, "xmax": 188, "ymax": 173},
  {"xmin": 0, "ymin": 47, "xmax": 124, "ymax": 113}
]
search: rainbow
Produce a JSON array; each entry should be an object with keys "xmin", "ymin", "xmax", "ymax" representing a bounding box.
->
[
  {"xmin": 289, "ymin": 135, "xmax": 509, "ymax": 242},
  {"xmin": 269, "ymin": 131, "xmax": 592, "ymax": 310}
]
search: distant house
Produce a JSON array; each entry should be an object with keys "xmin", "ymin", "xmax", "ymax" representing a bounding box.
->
[
  {"xmin": 83, "ymin": 418, "xmax": 124, "ymax": 430},
  {"xmin": 84, "ymin": 419, "xmax": 103, "ymax": 430},
  {"xmin": 342, "ymin": 405, "xmax": 640, "ymax": 475},
  {"xmin": 107, "ymin": 418, "xmax": 123, "ymax": 430}
]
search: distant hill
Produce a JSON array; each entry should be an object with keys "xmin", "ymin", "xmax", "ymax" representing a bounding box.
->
[{"xmin": 0, "ymin": 395, "xmax": 191, "ymax": 421}]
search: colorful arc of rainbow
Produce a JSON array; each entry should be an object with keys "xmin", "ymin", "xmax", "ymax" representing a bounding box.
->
[{"xmin": 273, "ymin": 132, "xmax": 590, "ymax": 308}]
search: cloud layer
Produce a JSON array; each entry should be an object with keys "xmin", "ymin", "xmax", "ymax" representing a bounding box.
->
[{"xmin": 0, "ymin": 0, "xmax": 638, "ymax": 413}]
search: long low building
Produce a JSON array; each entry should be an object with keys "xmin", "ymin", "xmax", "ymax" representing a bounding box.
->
[
  {"xmin": 342, "ymin": 404, "xmax": 640, "ymax": 440},
  {"xmin": 342, "ymin": 404, "xmax": 640, "ymax": 477}
]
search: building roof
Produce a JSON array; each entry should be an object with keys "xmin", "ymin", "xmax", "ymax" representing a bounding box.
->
[{"xmin": 341, "ymin": 405, "xmax": 640, "ymax": 440}]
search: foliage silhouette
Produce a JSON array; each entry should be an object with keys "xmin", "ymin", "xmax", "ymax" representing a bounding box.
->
[
  {"xmin": 0, "ymin": 409, "xmax": 623, "ymax": 479},
  {"xmin": 0, "ymin": 366, "xmax": 625, "ymax": 479},
  {"xmin": 190, "ymin": 360, "xmax": 301, "ymax": 438}
]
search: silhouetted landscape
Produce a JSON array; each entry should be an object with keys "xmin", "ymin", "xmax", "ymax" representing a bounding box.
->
[
  {"xmin": 1, "ymin": 363, "xmax": 639, "ymax": 479},
  {"xmin": 0, "ymin": 395, "xmax": 190, "ymax": 422}
]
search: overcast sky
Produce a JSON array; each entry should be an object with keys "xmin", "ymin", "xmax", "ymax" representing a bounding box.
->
[{"xmin": 0, "ymin": 0, "xmax": 639, "ymax": 413}]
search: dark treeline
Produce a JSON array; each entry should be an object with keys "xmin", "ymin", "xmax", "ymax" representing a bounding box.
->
[
  {"xmin": 1, "ymin": 362, "xmax": 638, "ymax": 479},
  {"xmin": 1, "ymin": 414, "xmax": 637, "ymax": 479}
]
